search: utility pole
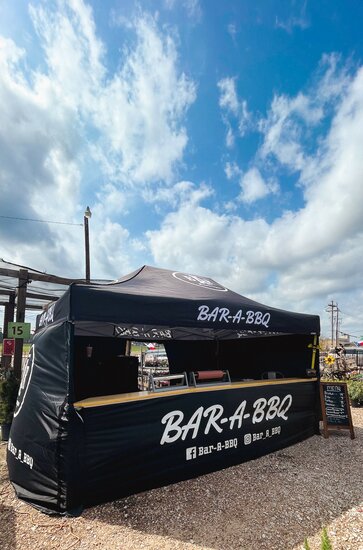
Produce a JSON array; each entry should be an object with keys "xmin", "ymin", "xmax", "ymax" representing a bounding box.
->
[
  {"xmin": 326, "ymin": 301, "xmax": 338, "ymax": 348},
  {"xmin": 84, "ymin": 206, "xmax": 92, "ymax": 283},
  {"xmin": 335, "ymin": 306, "xmax": 340, "ymax": 347}
]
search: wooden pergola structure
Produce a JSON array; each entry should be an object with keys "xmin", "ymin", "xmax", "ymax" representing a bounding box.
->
[{"xmin": 0, "ymin": 259, "xmax": 89, "ymax": 379}]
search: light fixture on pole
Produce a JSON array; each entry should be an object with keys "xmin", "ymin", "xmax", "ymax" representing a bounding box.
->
[{"xmin": 84, "ymin": 206, "xmax": 92, "ymax": 282}]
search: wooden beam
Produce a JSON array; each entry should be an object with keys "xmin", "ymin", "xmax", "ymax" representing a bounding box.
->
[
  {"xmin": 0, "ymin": 266, "xmax": 84, "ymax": 285},
  {"xmin": 1, "ymin": 292, "xmax": 15, "ymax": 370},
  {"xmin": 0, "ymin": 288, "xmax": 59, "ymax": 301},
  {"xmin": 23, "ymin": 291, "xmax": 59, "ymax": 301},
  {"xmin": 13, "ymin": 269, "xmax": 28, "ymax": 380},
  {"xmin": 0, "ymin": 302, "xmax": 43, "ymax": 310}
]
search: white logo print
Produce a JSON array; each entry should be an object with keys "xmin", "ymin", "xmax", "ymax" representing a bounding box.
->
[
  {"xmin": 173, "ymin": 272, "xmax": 228, "ymax": 292},
  {"xmin": 14, "ymin": 345, "xmax": 35, "ymax": 418},
  {"xmin": 186, "ymin": 447, "xmax": 197, "ymax": 460}
]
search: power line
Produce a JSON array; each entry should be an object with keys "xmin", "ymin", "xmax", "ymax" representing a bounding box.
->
[{"xmin": 0, "ymin": 215, "xmax": 83, "ymax": 227}]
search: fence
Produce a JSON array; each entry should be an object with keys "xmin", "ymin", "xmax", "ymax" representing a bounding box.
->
[{"xmin": 345, "ymin": 349, "xmax": 363, "ymax": 367}]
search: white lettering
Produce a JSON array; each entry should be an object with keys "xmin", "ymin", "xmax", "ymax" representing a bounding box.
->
[
  {"xmin": 219, "ymin": 308, "xmax": 230, "ymax": 323},
  {"xmin": 197, "ymin": 305, "xmax": 271, "ymax": 327},
  {"xmin": 262, "ymin": 313, "xmax": 270, "ymax": 328},
  {"xmin": 266, "ymin": 396, "xmax": 280, "ymax": 420},
  {"xmin": 232, "ymin": 309, "xmax": 243, "ymax": 323},
  {"xmin": 203, "ymin": 405, "xmax": 224, "ymax": 434},
  {"xmin": 181, "ymin": 407, "xmax": 204, "ymax": 440},
  {"xmin": 160, "ymin": 411, "xmax": 184, "ymax": 445},
  {"xmin": 197, "ymin": 305, "xmax": 210, "ymax": 321},
  {"xmin": 160, "ymin": 394, "xmax": 292, "ymax": 445},
  {"xmin": 277, "ymin": 394, "xmax": 292, "ymax": 420},
  {"xmin": 228, "ymin": 400, "xmax": 247, "ymax": 429},
  {"xmin": 246, "ymin": 310, "xmax": 255, "ymax": 324},
  {"xmin": 252, "ymin": 398, "xmax": 267, "ymax": 424},
  {"xmin": 208, "ymin": 307, "xmax": 219, "ymax": 322}
]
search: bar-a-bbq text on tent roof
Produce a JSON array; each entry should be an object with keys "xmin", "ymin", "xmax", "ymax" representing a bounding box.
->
[{"xmin": 37, "ymin": 265, "xmax": 320, "ymax": 339}]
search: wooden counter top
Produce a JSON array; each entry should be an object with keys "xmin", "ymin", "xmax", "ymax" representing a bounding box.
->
[{"xmin": 73, "ymin": 377, "xmax": 318, "ymax": 409}]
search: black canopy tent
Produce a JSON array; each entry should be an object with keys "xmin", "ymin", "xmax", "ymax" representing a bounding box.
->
[{"xmin": 7, "ymin": 266, "xmax": 320, "ymax": 515}]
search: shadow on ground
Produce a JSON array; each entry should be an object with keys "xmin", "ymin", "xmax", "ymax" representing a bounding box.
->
[
  {"xmin": 84, "ymin": 423, "xmax": 363, "ymax": 550},
  {"xmin": 0, "ymin": 505, "xmax": 16, "ymax": 550}
]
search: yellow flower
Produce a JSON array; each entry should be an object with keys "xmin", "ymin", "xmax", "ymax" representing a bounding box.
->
[{"xmin": 324, "ymin": 355, "xmax": 335, "ymax": 365}]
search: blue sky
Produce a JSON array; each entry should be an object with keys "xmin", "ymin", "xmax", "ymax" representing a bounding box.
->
[{"xmin": 1, "ymin": 0, "xmax": 363, "ymax": 339}]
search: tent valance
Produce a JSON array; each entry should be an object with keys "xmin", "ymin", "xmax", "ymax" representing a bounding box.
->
[{"xmin": 36, "ymin": 265, "xmax": 320, "ymax": 337}]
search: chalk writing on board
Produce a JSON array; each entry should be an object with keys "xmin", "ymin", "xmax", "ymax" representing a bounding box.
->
[
  {"xmin": 323, "ymin": 384, "xmax": 348, "ymax": 426},
  {"xmin": 320, "ymin": 382, "xmax": 355, "ymax": 439}
]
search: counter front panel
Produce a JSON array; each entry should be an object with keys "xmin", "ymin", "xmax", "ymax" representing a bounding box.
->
[{"xmin": 76, "ymin": 379, "xmax": 319, "ymax": 507}]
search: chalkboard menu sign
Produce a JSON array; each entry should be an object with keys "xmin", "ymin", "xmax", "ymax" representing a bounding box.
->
[{"xmin": 320, "ymin": 382, "xmax": 355, "ymax": 439}]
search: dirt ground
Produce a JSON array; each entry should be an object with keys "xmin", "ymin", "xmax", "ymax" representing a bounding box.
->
[{"xmin": 1, "ymin": 409, "xmax": 363, "ymax": 550}]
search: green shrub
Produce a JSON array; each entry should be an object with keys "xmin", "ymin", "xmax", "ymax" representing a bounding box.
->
[
  {"xmin": 347, "ymin": 379, "xmax": 363, "ymax": 404},
  {"xmin": 0, "ymin": 370, "xmax": 19, "ymax": 424}
]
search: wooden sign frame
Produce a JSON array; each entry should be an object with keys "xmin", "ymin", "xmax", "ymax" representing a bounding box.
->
[{"xmin": 319, "ymin": 382, "xmax": 355, "ymax": 439}]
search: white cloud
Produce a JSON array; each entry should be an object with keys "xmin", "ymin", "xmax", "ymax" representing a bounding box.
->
[
  {"xmin": 258, "ymin": 92, "xmax": 323, "ymax": 173},
  {"xmin": 275, "ymin": 2, "xmax": 309, "ymax": 34},
  {"xmin": 227, "ymin": 23, "xmax": 237, "ymax": 43},
  {"xmin": 224, "ymin": 161, "xmax": 241, "ymax": 180},
  {"xmin": 218, "ymin": 77, "xmax": 239, "ymax": 115},
  {"xmin": 0, "ymin": 1, "xmax": 196, "ymax": 280},
  {"xmin": 224, "ymin": 163, "xmax": 278, "ymax": 204},
  {"xmin": 1, "ymin": 2, "xmax": 363, "ymax": 337},
  {"xmin": 239, "ymin": 168, "xmax": 279, "ymax": 204},
  {"xmin": 258, "ymin": 55, "xmax": 350, "ymax": 180},
  {"xmin": 164, "ymin": 0, "xmax": 202, "ymax": 21},
  {"xmin": 142, "ymin": 181, "xmax": 213, "ymax": 208},
  {"xmin": 148, "ymin": 60, "xmax": 363, "ymax": 335},
  {"xmin": 94, "ymin": 14, "xmax": 196, "ymax": 184},
  {"xmin": 218, "ymin": 77, "xmax": 251, "ymax": 145}
]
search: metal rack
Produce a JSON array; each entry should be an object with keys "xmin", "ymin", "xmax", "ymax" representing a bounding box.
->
[
  {"xmin": 190, "ymin": 369, "xmax": 231, "ymax": 387},
  {"xmin": 149, "ymin": 372, "xmax": 189, "ymax": 392}
]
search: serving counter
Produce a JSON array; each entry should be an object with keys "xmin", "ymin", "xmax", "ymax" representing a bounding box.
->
[
  {"xmin": 71, "ymin": 377, "xmax": 320, "ymax": 508},
  {"xmin": 73, "ymin": 377, "xmax": 317, "ymax": 407}
]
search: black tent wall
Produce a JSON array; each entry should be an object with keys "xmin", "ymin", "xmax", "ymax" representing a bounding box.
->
[{"xmin": 7, "ymin": 322, "xmax": 78, "ymax": 514}]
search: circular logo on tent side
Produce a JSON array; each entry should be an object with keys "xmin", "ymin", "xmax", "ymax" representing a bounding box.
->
[
  {"xmin": 172, "ymin": 272, "xmax": 228, "ymax": 292},
  {"xmin": 13, "ymin": 345, "xmax": 34, "ymax": 418}
]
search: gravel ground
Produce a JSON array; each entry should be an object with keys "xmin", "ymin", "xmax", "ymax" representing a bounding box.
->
[{"xmin": 1, "ymin": 409, "xmax": 362, "ymax": 550}]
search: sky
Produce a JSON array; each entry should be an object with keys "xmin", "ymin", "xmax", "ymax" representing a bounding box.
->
[{"xmin": 0, "ymin": 0, "xmax": 363, "ymax": 339}]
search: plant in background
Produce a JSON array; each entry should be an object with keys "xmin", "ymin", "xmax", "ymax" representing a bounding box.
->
[
  {"xmin": 347, "ymin": 379, "xmax": 363, "ymax": 406},
  {"xmin": 324, "ymin": 355, "xmax": 335, "ymax": 366},
  {"xmin": 0, "ymin": 369, "xmax": 19, "ymax": 424}
]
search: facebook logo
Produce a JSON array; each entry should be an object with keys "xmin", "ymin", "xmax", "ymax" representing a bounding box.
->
[{"xmin": 186, "ymin": 447, "xmax": 197, "ymax": 460}]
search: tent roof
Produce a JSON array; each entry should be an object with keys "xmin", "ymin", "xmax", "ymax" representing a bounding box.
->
[{"xmin": 37, "ymin": 265, "xmax": 320, "ymax": 339}]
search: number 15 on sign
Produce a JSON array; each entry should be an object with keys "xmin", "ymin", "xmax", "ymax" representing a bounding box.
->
[{"xmin": 7, "ymin": 322, "xmax": 31, "ymax": 340}]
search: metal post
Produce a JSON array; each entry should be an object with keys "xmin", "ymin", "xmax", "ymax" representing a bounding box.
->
[
  {"xmin": 335, "ymin": 307, "xmax": 339, "ymax": 347},
  {"xmin": 84, "ymin": 206, "xmax": 91, "ymax": 283},
  {"xmin": 326, "ymin": 300, "xmax": 336, "ymax": 349}
]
